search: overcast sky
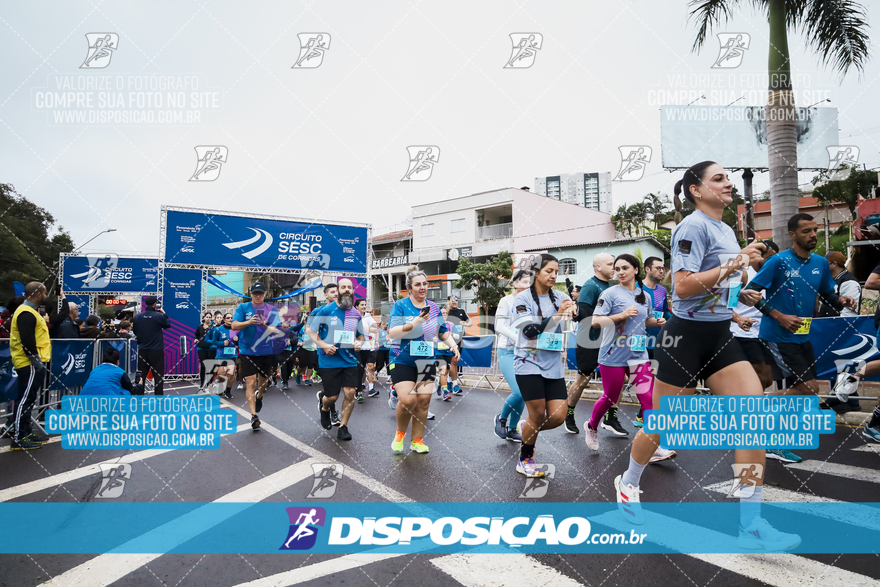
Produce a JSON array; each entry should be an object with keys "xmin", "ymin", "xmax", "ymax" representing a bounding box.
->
[{"xmin": 2, "ymin": 0, "xmax": 879, "ymax": 256}]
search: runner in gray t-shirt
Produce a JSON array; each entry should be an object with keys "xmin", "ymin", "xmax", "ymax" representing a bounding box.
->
[{"xmin": 510, "ymin": 254, "xmax": 576, "ymax": 479}]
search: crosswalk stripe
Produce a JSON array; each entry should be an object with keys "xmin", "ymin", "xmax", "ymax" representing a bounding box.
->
[
  {"xmin": 230, "ymin": 554, "xmax": 407, "ymax": 586},
  {"xmin": 786, "ymin": 460, "xmax": 880, "ymax": 484},
  {"xmin": 590, "ymin": 510, "xmax": 880, "ymax": 587},
  {"xmin": 702, "ymin": 481, "xmax": 880, "ymax": 533},
  {"xmin": 0, "ymin": 423, "xmax": 252, "ymax": 502},
  {"xmin": 852, "ymin": 443, "xmax": 880, "ymax": 453},
  {"xmin": 431, "ymin": 554, "xmax": 583, "ymax": 586},
  {"xmin": 37, "ymin": 459, "xmax": 318, "ymax": 587}
]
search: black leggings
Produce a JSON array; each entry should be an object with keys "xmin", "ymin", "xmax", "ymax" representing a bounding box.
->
[
  {"xmin": 197, "ymin": 348, "xmax": 215, "ymax": 386},
  {"xmin": 375, "ymin": 349, "xmax": 390, "ymax": 374}
]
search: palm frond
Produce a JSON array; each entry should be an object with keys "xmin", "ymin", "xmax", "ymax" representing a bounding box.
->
[
  {"xmin": 789, "ymin": 0, "xmax": 871, "ymax": 77},
  {"xmin": 687, "ymin": 0, "xmax": 744, "ymax": 52}
]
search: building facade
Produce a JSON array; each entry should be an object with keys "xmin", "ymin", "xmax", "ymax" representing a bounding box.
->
[
  {"xmin": 535, "ymin": 172, "xmax": 613, "ymax": 213},
  {"xmin": 409, "ymin": 187, "xmax": 616, "ymax": 313},
  {"xmin": 736, "ymin": 196, "xmax": 852, "ymax": 240},
  {"xmin": 369, "ymin": 228, "xmax": 413, "ymax": 318}
]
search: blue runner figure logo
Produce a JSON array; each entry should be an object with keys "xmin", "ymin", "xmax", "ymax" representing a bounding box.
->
[
  {"xmin": 280, "ymin": 507, "xmax": 326, "ymax": 550},
  {"xmin": 69, "ymin": 254, "xmax": 119, "ymax": 289}
]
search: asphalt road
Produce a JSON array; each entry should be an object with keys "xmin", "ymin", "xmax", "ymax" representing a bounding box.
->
[{"xmin": 1, "ymin": 376, "xmax": 878, "ymax": 587}]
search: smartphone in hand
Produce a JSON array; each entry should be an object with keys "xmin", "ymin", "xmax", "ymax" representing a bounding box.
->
[{"xmin": 419, "ymin": 306, "xmax": 430, "ymax": 318}]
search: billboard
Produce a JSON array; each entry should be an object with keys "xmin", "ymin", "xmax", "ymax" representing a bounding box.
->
[
  {"xmin": 163, "ymin": 208, "xmax": 368, "ymax": 274},
  {"xmin": 62, "ymin": 255, "xmax": 158, "ymax": 292},
  {"xmin": 660, "ymin": 106, "xmax": 839, "ymax": 170}
]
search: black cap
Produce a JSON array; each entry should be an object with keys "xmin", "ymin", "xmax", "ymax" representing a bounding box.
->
[{"xmin": 250, "ymin": 282, "xmax": 267, "ymax": 294}]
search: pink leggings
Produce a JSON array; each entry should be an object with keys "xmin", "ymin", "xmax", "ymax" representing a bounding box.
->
[{"xmin": 588, "ymin": 362, "xmax": 655, "ymax": 429}]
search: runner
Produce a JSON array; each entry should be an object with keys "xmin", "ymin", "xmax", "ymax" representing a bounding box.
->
[
  {"xmin": 387, "ymin": 265, "xmax": 460, "ymax": 453},
  {"xmin": 374, "ymin": 318, "xmax": 391, "ymax": 392},
  {"xmin": 207, "ymin": 312, "xmax": 238, "ymax": 400},
  {"xmin": 584, "ymin": 254, "xmax": 674, "ymax": 464},
  {"xmin": 318, "ymin": 283, "xmax": 339, "ymax": 423},
  {"xmin": 195, "ymin": 311, "xmax": 216, "ymax": 390},
  {"xmin": 511, "ymin": 254, "xmax": 576, "ymax": 477},
  {"xmin": 231, "ymin": 282, "xmax": 290, "ymax": 431},
  {"xmin": 278, "ymin": 309, "xmax": 299, "ymax": 391},
  {"xmin": 566, "ymin": 253, "xmax": 617, "ymax": 435},
  {"xmin": 614, "ymin": 162, "xmax": 800, "ymax": 552},
  {"xmin": 435, "ymin": 307, "xmax": 456, "ymax": 401},
  {"xmin": 635, "ymin": 256, "xmax": 672, "ymax": 428},
  {"xmin": 293, "ymin": 311, "xmax": 318, "ymax": 386},
  {"xmin": 730, "ymin": 240, "xmax": 779, "ymax": 394},
  {"xmin": 305, "ymin": 278, "xmax": 365, "ymax": 441},
  {"xmin": 355, "ymin": 299, "xmax": 379, "ymax": 402},
  {"xmin": 492, "ymin": 268, "xmax": 532, "ymax": 442},
  {"xmin": 445, "ymin": 295, "xmax": 471, "ymax": 395}
]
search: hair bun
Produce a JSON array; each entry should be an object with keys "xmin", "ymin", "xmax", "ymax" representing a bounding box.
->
[{"xmin": 405, "ymin": 264, "xmax": 420, "ymax": 274}]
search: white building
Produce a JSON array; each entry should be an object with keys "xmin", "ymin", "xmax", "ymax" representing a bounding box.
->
[
  {"xmin": 535, "ymin": 172, "xmax": 613, "ymax": 213},
  {"xmin": 409, "ymin": 187, "xmax": 616, "ymax": 312}
]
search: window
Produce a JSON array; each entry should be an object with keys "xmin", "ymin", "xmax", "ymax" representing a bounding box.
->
[
  {"xmin": 422, "ymin": 223, "xmax": 435, "ymax": 237},
  {"xmin": 451, "ymin": 218, "xmax": 465, "ymax": 233},
  {"xmin": 559, "ymin": 258, "xmax": 577, "ymax": 276}
]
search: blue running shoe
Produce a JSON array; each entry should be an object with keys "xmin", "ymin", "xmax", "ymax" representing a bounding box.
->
[
  {"xmin": 863, "ymin": 425, "xmax": 880, "ymax": 443},
  {"xmin": 766, "ymin": 448, "xmax": 802, "ymax": 463}
]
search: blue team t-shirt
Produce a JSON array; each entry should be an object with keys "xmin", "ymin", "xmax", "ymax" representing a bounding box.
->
[
  {"xmin": 388, "ymin": 298, "xmax": 447, "ymax": 367},
  {"xmin": 232, "ymin": 302, "xmax": 286, "ymax": 356},
  {"xmin": 594, "ymin": 285, "xmax": 651, "ymax": 367},
  {"xmin": 209, "ymin": 325, "xmax": 239, "ymax": 358},
  {"xmin": 751, "ymin": 249, "xmax": 836, "ymax": 343},
  {"xmin": 671, "ymin": 210, "xmax": 742, "ymax": 322},
  {"xmin": 307, "ymin": 302, "xmax": 364, "ymax": 369}
]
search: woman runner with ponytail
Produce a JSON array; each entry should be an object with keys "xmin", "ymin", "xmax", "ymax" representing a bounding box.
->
[
  {"xmin": 387, "ymin": 265, "xmax": 460, "ymax": 454},
  {"xmin": 584, "ymin": 254, "xmax": 673, "ymax": 463},
  {"xmin": 511, "ymin": 254, "xmax": 576, "ymax": 477},
  {"xmin": 612, "ymin": 162, "xmax": 800, "ymax": 552}
]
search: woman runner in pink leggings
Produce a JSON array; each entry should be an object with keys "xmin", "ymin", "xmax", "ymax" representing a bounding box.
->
[{"xmin": 584, "ymin": 254, "xmax": 674, "ymax": 463}]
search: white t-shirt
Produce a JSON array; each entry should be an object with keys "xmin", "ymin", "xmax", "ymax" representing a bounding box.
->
[
  {"xmin": 495, "ymin": 293, "xmax": 518, "ymax": 349},
  {"xmin": 361, "ymin": 314, "xmax": 378, "ymax": 350},
  {"xmin": 731, "ymin": 266, "xmax": 761, "ymax": 339}
]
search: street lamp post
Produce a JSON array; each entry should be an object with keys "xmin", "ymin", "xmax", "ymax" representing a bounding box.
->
[{"xmin": 72, "ymin": 228, "xmax": 117, "ymax": 254}]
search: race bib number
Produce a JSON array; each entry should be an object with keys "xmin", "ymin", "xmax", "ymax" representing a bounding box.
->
[
  {"xmin": 222, "ymin": 346, "xmax": 237, "ymax": 356},
  {"xmin": 410, "ymin": 341, "xmax": 434, "ymax": 356},
  {"xmin": 795, "ymin": 318, "xmax": 812, "ymax": 335},
  {"xmin": 334, "ymin": 330, "xmax": 355, "ymax": 345},
  {"xmin": 630, "ymin": 335, "xmax": 647, "ymax": 352},
  {"xmin": 652, "ymin": 311, "xmax": 663, "ymax": 320},
  {"xmin": 537, "ymin": 332, "xmax": 563, "ymax": 351},
  {"xmin": 727, "ymin": 283, "xmax": 743, "ymax": 309}
]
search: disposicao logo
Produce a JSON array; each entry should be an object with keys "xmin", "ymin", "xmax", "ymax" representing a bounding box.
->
[
  {"xmin": 223, "ymin": 227, "xmax": 274, "ymax": 260},
  {"xmin": 280, "ymin": 507, "xmax": 326, "ymax": 550}
]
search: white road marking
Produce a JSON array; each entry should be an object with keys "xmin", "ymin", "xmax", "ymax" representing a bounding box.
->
[
  {"xmin": 852, "ymin": 443, "xmax": 880, "ymax": 453},
  {"xmin": 37, "ymin": 459, "xmax": 318, "ymax": 587},
  {"xmin": 0, "ymin": 423, "xmax": 251, "ymax": 502},
  {"xmin": 702, "ymin": 481, "xmax": 880, "ymax": 533},
  {"xmin": 590, "ymin": 510, "xmax": 880, "ymax": 587},
  {"xmin": 785, "ymin": 460, "xmax": 880, "ymax": 484},
  {"xmin": 230, "ymin": 554, "xmax": 407, "ymax": 587},
  {"xmin": 432, "ymin": 553, "xmax": 584, "ymax": 586}
]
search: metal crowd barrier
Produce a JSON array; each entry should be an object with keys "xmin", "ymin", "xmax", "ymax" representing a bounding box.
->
[{"xmin": 0, "ymin": 338, "xmax": 139, "ymax": 435}]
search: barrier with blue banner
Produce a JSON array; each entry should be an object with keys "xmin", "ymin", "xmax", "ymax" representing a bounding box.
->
[
  {"xmin": 458, "ymin": 335, "xmax": 494, "ymax": 368},
  {"xmin": 810, "ymin": 316, "xmax": 880, "ymax": 381},
  {"xmin": 163, "ymin": 207, "xmax": 368, "ymax": 274},
  {"xmin": 0, "ymin": 341, "xmax": 17, "ymax": 403},
  {"xmin": 61, "ymin": 255, "xmax": 158, "ymax": 292},
  {"xmin": 48, "ymin": 339, "xmax": 95, "ymax": 391}
]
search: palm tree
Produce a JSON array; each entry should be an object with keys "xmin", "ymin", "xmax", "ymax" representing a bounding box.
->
[
  {"xmin": 689, "ymin": 0, "xmax": 870, "ymax": 249},
  {"xmin": 613, "ymin": 204, "xmax": 634, "ymax": 236},
  {"xmin": 643, "ymin": 192, "xmax": 671, "ymax": 229}
]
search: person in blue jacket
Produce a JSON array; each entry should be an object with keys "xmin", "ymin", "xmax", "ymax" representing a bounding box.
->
[
  {"xmin": 207, "ymin": 312, "xmax": 238, "ymax": 400},
  {"xmin": 80, "ymin": 349, "xmax": 133, "ymax": 396}
]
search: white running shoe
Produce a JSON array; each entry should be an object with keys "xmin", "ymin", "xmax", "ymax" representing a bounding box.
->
[
  {"xmin": 427, "ymin": 411, "xmax": 435, "ymax": 420},
  {"xmin": 649, "ymin": 448, "xmax": 677, "ymax": 463},
  {"xmin": 832, "ymin": 373, "xmax": 859, "ymax": 403},
  {"xmin": 614, "ymin": 474, "xmax": 645, "ymax": 525},
  {"xmin": 585, "ymin": 425, "xmax": 599, "ymax": 451},
  {"xmin": 738, "ymin": 517, "xmax": 801, "ymax": 551}
]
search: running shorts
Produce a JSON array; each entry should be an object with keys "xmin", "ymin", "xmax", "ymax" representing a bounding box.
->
[
  {"xmin": 764, "ymin": 340, "xmax": 816, "ymax": 386},
  {"xmin": 240, "ymin": 354, "xmax": 277, "ymax": 379},
  {"xmin": 319, "ymin": 366, "xmax": 360, "ymax": 398},
  {"xmin": 388, "ymin": 361, "xmax": 436, "ymax": 385},
  {"xmin": 654, "ymin": 316, "xmax": 747, "ymax": 389},
  {"xmin": 515, "ymin": 374, "xmax": 568, "ymax": 402}
]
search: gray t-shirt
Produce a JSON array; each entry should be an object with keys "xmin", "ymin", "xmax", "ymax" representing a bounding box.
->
[
  {"xmin": 594, "ymin": 285, "xmax": 650, "ymax": 367},
  {"xmin": 511, "ymin": 289, "xmax": 572, "ymax": 380},
  {"xmin": 671, "ymin": 209, "xmax": 742, "ymax": 322}
]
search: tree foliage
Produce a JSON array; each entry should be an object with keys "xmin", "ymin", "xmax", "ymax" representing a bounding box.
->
[
  {"xmin": 812, "ymin": 165, "xmax": 879, "ymax": 221},
  {"xmin": 454, "ymin": 251, "xmax": 514, "ymax": 313},
  {"xmin": 0, "ymin": 183, "xmax": 74, "ymax": 300}
]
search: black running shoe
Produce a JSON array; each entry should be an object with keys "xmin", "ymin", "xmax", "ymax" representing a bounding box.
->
[
  {"xmin": 27, "ymin": 429, "xmax": 50, "ymax": 442},
  {"xmin": 368, "ymin": 388, "xmax": 380, "ymax": 397},
  {"xmin": 330, "ymin": 408, "xmax": 341, "ymax": 427},
  {"xmin": 337, "ymin": 425, "xmax": 352, "ymax": 441},
  {"xmin": 251, "ymin": 415, "xmax": 261, "ymax": 431},
  {"xmin": 255, "ymin": 396, "xmax": 263, "ymax": 414},
  {"xmin": 564, "ymin": 408, "xmax": 579, "ymax": 434},
  {"xmin": 601, "ymin": 407, "xmax": 629, "ymax": 436},
  {"xmin": 224, "ymin": 388, "xmax": 233, "ymax": 400},
  {"xmin": 11, "ymin": 438, "xmax": 42, "ymax": 450},
  {"xmin": 356, "ymin": 391, "xmax": 364, "ymax": 404},
  {"xmin": 320, "ymin": 407, "xmax": 331, "ymax": 430}
]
